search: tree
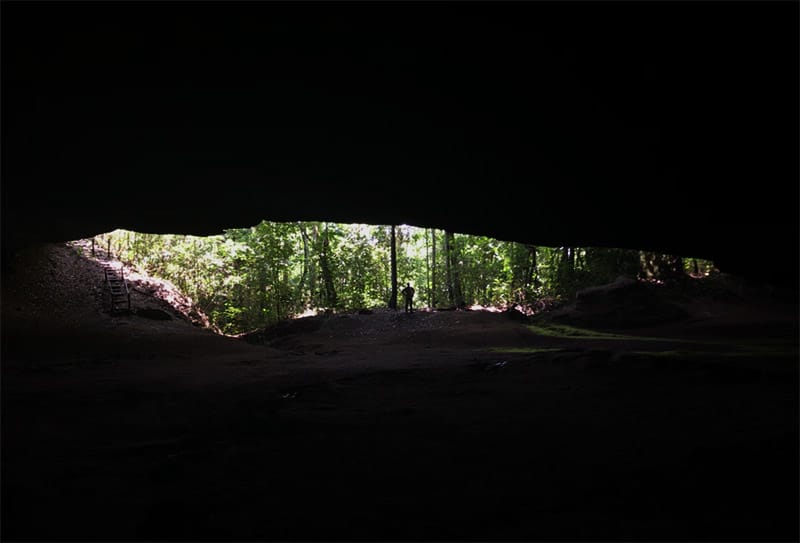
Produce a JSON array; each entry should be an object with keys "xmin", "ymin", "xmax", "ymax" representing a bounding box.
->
[
  {"xmin": 389, "ymin": 225, "xmax": 398, "ymax": 310},
  {"xmin": 425, "ymin": 228, "xmax": 432, "ymax": 309},
  {"xmin": 430, "ymin": 228, "xmax": 438, "ymax": 308},
  {"xmin": 95, "ymin": 222, "xmax": 698, "ymax": 334},
  {"xmin": 444, "ymin": 230, "xmax": 453, "ymax": 306},
  {"xmin": 525, "ymin": 245, "xmax": 538, "ymax": 293},
  {"xmin": 320, "ymin": 223, "xmax": 337, "ymax": 308},
  {"xmin": 297, "ymin": 222, "xmax": 311, "ymax": 307},
  {"xmin": 444, "ymin": 230, "xmax": 464, "ymax": 307}
]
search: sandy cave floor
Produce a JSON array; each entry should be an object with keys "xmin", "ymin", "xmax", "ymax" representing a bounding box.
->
[{"xmin": 1, "ymin": 243, "xmax": 798, "ymax": 541}]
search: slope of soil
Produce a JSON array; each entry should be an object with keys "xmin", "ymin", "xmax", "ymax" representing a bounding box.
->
[{"xmin": 2, "ymin": 243, "xmax": 798, "ymax": 541}]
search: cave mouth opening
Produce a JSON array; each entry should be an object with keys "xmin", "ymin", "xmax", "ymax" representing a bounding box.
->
[
  {"xmin": 71, "ymin": 220, "xmax": 717, "ymax": 336},
  {"xmin": 2, "ymin": 224, "xmax": 796, "ymax": 543}
]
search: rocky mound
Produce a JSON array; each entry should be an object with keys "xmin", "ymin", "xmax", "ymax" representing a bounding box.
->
[
  {"xmin": 1, "ymin": 242, "xmax": 213, "ymax": 340},
  {"xmin": 549, "ymin": 276, "xmax": 689, "ymax": 328}
]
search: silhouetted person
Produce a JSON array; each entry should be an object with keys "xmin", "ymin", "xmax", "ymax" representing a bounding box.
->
[{"xmin": 401, "ymin": 282, "xmax": 415, "ymax": 313}]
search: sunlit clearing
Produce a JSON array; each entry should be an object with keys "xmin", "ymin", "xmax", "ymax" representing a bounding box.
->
[
  {"xmin": 295, "ymin": 308, "xmax": 320, "ymax": 319},
  {"xmin": 469, "ymin": 304, "xmax": 502, "ymax": 313}
]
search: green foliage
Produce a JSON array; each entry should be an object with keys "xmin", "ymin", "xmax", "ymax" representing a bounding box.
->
[
  {"xmin": 527, "ymin": 323, "xmax": 675, "ymax": 341},
  {"xmin": 95, "ymin": 223, "xmax": 705, "ymax": 335}
]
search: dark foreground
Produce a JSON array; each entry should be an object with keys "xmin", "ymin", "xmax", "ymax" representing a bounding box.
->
[{"xmin": 2, "ymin": 247, "xmax": 798, "ymax": 541}]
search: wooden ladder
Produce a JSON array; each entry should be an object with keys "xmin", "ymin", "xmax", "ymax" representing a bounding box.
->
[{"xmin": 103, "ymin": 262, "xmax": 131, "ymax": 313}]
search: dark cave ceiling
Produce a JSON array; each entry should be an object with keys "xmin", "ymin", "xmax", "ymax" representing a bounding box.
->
[{"xmin": 2, "ymin": 2, "xmax": 798, "ymax": 284}]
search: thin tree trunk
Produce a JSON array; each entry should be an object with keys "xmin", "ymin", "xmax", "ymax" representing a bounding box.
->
[
  {"xmin": 431, "ymin": 229, "xmax": 437, "ymax": 309},
  {"xmin": 425, "ymin": 228, "xmax": 431, "ymax": 309},
  {"xmin": 299, "ymin": 223, "xmax": 310, "ymax": 305},
  {"xmin": 389, "ymin": 225, "xmax": 398, "ymax": 310},
  {"xmin": 309, "ymin": 224, "xmax": 319, "ymax": 305},
  {"xmin": 193, "ymin": 238, "xmax": 199, "ymax": 293},
  {"xmin": 559, "ymin": 246, "xmax": 573, "ymax": 297},
  {"xmin": 260, "ymin": 265, "xmax": 269, "ymax": 323},
  {"xmin": 449, "ymin": 232, "xmax": 464, "ymax": 307},
  {"xmin": 281, "ymin": 276, "xmax": 288, "ymax": 317},
  {"xmin": 444, "ymin": 230, "xmax": 453, "ymax": 306},
  {"xmin": 561, "ymin": 246, "xmax": 572, "ymax": 271},
  {"xmin": 320, "ymin": 223, "xmax": 337, "ymax": 307},
  {"xmin": 525, "ymin": 244, "xmax": 537, "ymax": 288}
]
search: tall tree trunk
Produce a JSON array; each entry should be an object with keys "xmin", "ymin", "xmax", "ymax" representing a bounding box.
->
[
  {"xmin": 281, "ymin": 247, "xmax": 289, "ymax": 317},
  {"xmin": 309, "ymin": 223, "xmax": 319, "ymax": 305},
  {"xmin": 431, "ymin": 228, "xmax": 437, "ymax": 309},
  {"xmin": 443, "ymin": 231, "xmax": 464, "ymax": 307},
  {"xmin": 425, "ymin": 228, "xmax": 431, "ymax": 309},
  {"xmin": 299, "ymin": 223, "xmax": 310, "ymax": 306},
  {"xmin": 561, "ymin": 246, "xmax": 573, "ymax": 272},
  {"xmin": 389, "ymin": 225, "xmax": 398, "ymax": 310},
  {"xmin": 449, "ymin": 232, "xmax": 464, "ymax": 307},
  {"xmin": 559, "ymin": 246, "xmax": 574, "ymax": 298},
  {"xmin": 444, "ymin": 230, "xmax": 453, "ymax": 306},
  {"xmin": 320, "ymin": 223, "xmax": 337, "ymax": 308},
  {"xmin": 525, "ymin": 244, "xmax": 537, "ymax": 289},
  {"xmin": 260, "ymin": 265, "xmax": 269, "ymax": 324},
  {"xmin": 193, "ymin": 238, "xmax": 199, "ymax": 294}
]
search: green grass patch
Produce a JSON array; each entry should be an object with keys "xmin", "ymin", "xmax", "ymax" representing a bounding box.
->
[
  {"xmin": 528, "ymin": 323, "xmax": 798, "ymax": 351},
  {"xmin": 527, "ymin": 323, "xmax": 670, "ymax": 341},
  {"xmin": 489, "ymin": 347, "xmax": 565, "ymax": 354}
]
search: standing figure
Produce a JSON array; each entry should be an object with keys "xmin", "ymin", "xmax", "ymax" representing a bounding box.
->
[{"xmin": 401, "ymin": 282, "xmax": 415, "ymax": 313}]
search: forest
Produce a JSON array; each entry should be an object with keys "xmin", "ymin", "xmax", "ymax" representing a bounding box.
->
[{"xmin": 88, "ymin": 223, "xmax": 715, "ymax": 335}]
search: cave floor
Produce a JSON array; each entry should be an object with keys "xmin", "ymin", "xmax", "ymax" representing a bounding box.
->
[{"xmin": 1, "ymin": 244, "xmax": 798, "ymax": 541}]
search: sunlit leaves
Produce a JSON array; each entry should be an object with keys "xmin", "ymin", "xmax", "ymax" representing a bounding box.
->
[{"xmin": 94, "ymin": 223, "xmax": 705, "ymax": 335}]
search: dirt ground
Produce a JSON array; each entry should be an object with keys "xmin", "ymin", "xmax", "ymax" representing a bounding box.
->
[{"xmin": 2, "ymin": 243, "xmax": 798, "ymax": 541}]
